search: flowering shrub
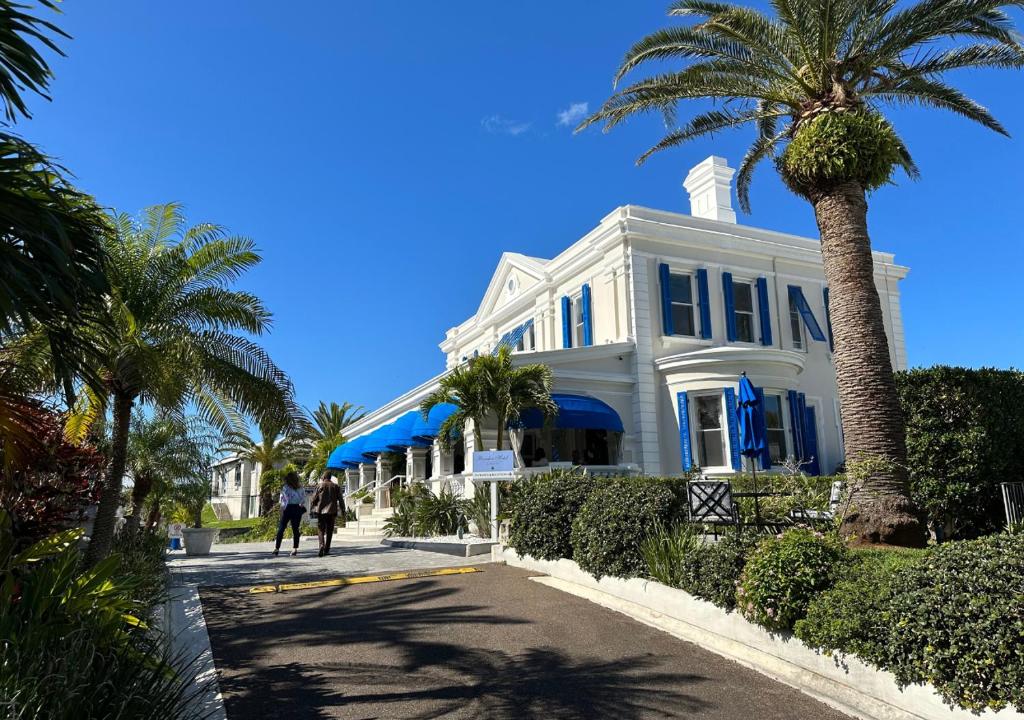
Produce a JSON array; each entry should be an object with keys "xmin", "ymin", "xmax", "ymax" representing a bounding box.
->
[{"xmin": 737, "ymin": 527, "xmax": 849, "ymax": 631}]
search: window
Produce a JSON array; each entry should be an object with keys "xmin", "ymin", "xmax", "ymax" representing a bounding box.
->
[
  {"xmin": 694, "ymin": 394, "xmax": 726, "ymax": 468},
  {"xmin": 233, "ymin": 464, "xmax": 241, "ymax": 489},
  {"xmin": 515, "ymin": 321, "xmax": 536, "ymax": 352},
  {"xmin": 763, "ymin": 394, "xmax": 788, "ymax": 464},
  {"xmin": 669, "ymin": 273, "xmax": 696, "ymax": 337},
  {"xmin": 572, "ymin": 296, "xmax": 585, "ymax": 347},
  {"xmin": 789, "ymin": 293, "xmax": 805, "ymax": 350},
  {"xmin": 733, "ymin": 280, "xmax": 755, "ymax": 343}
]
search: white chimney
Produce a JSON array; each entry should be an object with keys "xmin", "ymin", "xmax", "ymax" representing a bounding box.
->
[{"xmin": 683, "ymin": 156, "xmax": 736, "ymax": 223}]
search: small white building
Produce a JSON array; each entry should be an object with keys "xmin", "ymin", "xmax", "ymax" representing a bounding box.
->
[
  {"xmin": 328, "ymin": 156, "xmax": 908, "ymax": 506},
  {"xmin": 209, "ymin": 454, "xmax": 262, "ymax": 520}
]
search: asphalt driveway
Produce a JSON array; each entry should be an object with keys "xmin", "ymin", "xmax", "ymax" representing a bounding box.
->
[{"xmin": 200, "ymin": 563, "xmax": 851, "ymax": 720}]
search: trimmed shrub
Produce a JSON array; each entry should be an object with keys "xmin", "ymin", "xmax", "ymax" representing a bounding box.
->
[
  {"xmin": 680, "ymin": 530, "xmax": 761, "ymax": 610},
  {"xmin": 737, "ymin": 528, "xmax": 849, "ymax": 631},
  {"xmin": 895, "ymin": 366, "xmax": 1024, "ymax": 539},
  {"xmin": 508, "ymin": 469, "xmax": 596, "ymax": 561},
  {"xmin": 794, "ymin": 547, "xmax": 925, "ymax": 664},
  {"xmin": 879, "ymin": 533, "xmax": 1024, "ymax": 713},
  {"xmin": 571, "ymin": 477, "xmax": 683, "ymax": 579}
]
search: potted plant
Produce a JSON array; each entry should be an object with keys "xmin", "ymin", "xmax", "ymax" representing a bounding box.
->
[{"xmin": 175, "ymin": 476, "xmax": 218, "ymax": 556}]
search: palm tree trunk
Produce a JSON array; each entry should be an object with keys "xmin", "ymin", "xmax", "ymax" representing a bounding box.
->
[
  {"xmin": 84, "ymin": 390, "xmax": 134, "ymax": 565},
  {"xmin": 812, "ymin": 181, "xmax": 925, "ymax": 547},
  {"xmin": 495, "ymin": 414, "xmax": 505, "ymax": 451}
]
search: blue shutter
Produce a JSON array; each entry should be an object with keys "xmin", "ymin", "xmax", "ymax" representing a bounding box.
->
[
  {"xmin": 787, "ymin": 389, "xmax": 804, "ymax": 461},
  {"xmin": 823, "ymin": 287, "xmax": 834, "ymax": 352},
  {"xmin": 722, "ymin": 271, "xmax": 737, "ymax": 342},
  {"xmin": 724, "ymin": 387, "xmax": 742, "ymax": 471},
  {"xmin": 803, "ymin": 404, "xmax": 820, "ymax": 475},
  {"xmin": 696, "ymin": 268, "xmax": 712, "ymax": 339},
  {"xmin": 754, "ymin": 386, "xmax": 772, "ymax": 470},
  {"xmin": 788, "ymin": 285, "xmax": 826, "ymax": 342},
  {"xmin": 561, "ymin": 296, "xmax": 572, "ymax": 348},
  {"xmin": 756, "ymin": 277, "xmax": 773, "ymax": 346},
  {"xmin": 659, "ymin": 263, "xmax": 674, "ymax": 336},
  {"xmin": 677, "ymin": 392, "xmax": 693, "ymax": 470},
  {"xmin": 581, "ymin": 283, "xmax": 593, "ymax": 347}
]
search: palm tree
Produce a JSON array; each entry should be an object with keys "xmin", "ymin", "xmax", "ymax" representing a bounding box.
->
[
  {"xmin": 421, "ymin": 347, "xmax": 556, "ymax": 452},
  {"xmin": 76, "ymin": 204, "xmax": 295, "ymax": 565},
  {"xmin": 220, "ymin": 417, "xmax": 303, "ymax": 514},
  {"xmin": 579, "ymin": 0, "xmax": 1022, "ymax": 546},
  {"xmin": 125, "ymin": 412, "xmax": 216, "ymax": 532},
  {"xmin": 299, "ymin": 401, "xmax": 365, "ymax": 482}
]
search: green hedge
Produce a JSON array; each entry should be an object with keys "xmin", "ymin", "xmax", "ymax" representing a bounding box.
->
[
  {"xmin": 570, "ymin": 477, "xmax": 684, "ymax": 579},
  {"xmin": 896, "ymin": 366, "xmax": 1024, "ymax": 539},
  {"xmin": 508, "ymin": 470, "xmax": 596, "ymax": 561}
]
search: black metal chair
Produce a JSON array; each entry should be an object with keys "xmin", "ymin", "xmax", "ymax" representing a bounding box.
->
[{"xmin": 687, "ymin": 480, "xmax": 739, "ymax": 537}]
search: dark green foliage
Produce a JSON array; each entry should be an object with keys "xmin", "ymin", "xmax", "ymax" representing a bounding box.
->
[
  {"xmin": 641, "ymin": 522, "xmax": 702, "ymax": 588},
  {"xmin": 730, "ymin": 473, "xmax": 840, "ymax": 526},
  {"xmin": 779, "ymin": 110, "xmax": 904, "ymax": 196},
  {"xmin": 111, "ymin": 526, "xmax": 170, "ymax": 611},
  {"xmin": 678, "ymin": 531, "xmax": 761, "ymax": 610},
  {"xmin": 461, "ymin": 490, "xmax": 492, "ymax": 539},
  {"xmin": 414, "ymin": 488, "xmax": 467, "ymax": 536},
  {"xmin": 571, "ymin": 477, "xmax": 684, "ymax": 579},
  {"xmin": 895, "ymin": 366, "xmax": 1024, "ymax": 538},
  {"xmin": 878, "ymin": 533, "xmax": 1024, "ymax": 713},
  {"xmin": 737, "ymin": 528, "xmax": 849, "ymax": 630},
  {"xmin": 509, "ymin": 469, "xmax": 596, "ymax": 560}
]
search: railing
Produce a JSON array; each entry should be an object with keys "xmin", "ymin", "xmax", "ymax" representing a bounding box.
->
[{"xmin": 1002, "ymin": 482, "xmax": 1024, "ymax": 528}]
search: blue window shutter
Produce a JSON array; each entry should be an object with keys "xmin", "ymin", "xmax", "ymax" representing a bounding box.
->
[
  {"xmin": 754, "ymin": 387, "xmax": 772, "ymax": 470},
  {"xmin": 823, "ymin": 287, "xmax": 834, "ymax": 352},
  {"xmin": 803, "ymin": 403, "xmax": 820, "ymax": 475},
  {"xmin": 581, "ymin": 283, "xmax": 593, "ymax": 346},
  {"xmin": 787, "ymin": 389, "xmax": 804, "ymax": 461},
  {"xmin": 561, "ymin": 296, "xmax": 572, "ymax": 348},
  {"xmin": 677, "ymin": 392, "xmax": 693, "ymax": 470},
  {"xmin": 724, "ymin": 387, "xmax": 742, "ymax": 471},
  {"xmin": 722, "ymin": 271, "xmax": 737, "ymax": 342},
  {"xmin": 756, "ymin": 277, "xmax": 773, "ymax": 346},
  {"xmin": 788, "ymin": 286, "xmax": 826, "ymax": 342},
  {"xmin": 696, "ymin": 268, "xmax": 712, "ymax": 339},
  {"xmin": 658, "ymin": 263, "xmax": 674, "ymax": 336}
]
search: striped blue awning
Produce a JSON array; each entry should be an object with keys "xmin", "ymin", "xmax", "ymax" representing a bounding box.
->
[{"xmin": 493, "ymin": 318, "xmax": 534, "ymax": 354}]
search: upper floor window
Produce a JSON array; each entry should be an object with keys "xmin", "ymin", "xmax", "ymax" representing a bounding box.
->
[
  {"xmin": 669, "ymin": 274, "xmax": 697, "ymax": 337},
  {"xmin": 515, "ymin": 321, "xmax": 536, "ymax": 352},
  {"xmin": 789, "ymin": 293, "xmax": 805, "ymax": 350},
  {"xmin": 763, "ymin": 394, "xmax": 788, "ymax": 463},
  {"xmin": 572, "ymin": 295, "xmax": 585, "ymax": 347},
  {"xmin": 233, "ymin": 464, "xmax": 241, "ymax": 488},
  {"xmin": 693, "ymin": 394, "xmax": 726, "ymax": 468},
  {"xmin": 732, "ymin": 280, "xmax": 756, "ymax": 343}
]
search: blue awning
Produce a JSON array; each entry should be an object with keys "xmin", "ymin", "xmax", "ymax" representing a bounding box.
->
[
  {"xmin": 327, "ymin": 435, "xmax": 368, "ymax": 470},
  {"xmin": 411, "ymin": 402, "xmax": 459, "ymax": 442},
  {"xmin": 384, "ymin": 411, "xmax": 432, "ymax": 451},
  {"xmin": 360, "ymin": 422, "xmax": 397, "ymax": 458},
  {"xmin": 516, "ymin": 393, "xmax": 623, "ymax": 432}
]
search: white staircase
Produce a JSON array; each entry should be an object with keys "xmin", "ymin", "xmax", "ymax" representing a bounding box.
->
[{"xmin": 336, "ymin": 506, "xmax": 393, "ymax": 540}]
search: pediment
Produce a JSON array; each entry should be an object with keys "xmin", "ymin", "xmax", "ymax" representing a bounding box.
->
[{"xmin": 475, "ymin": 253, "xmax": 549, "ymax": 319}]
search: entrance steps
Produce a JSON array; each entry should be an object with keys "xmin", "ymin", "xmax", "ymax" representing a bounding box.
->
[{"xmin": 336, "ymin": 507, "xmax": 394, "ymax": 540}]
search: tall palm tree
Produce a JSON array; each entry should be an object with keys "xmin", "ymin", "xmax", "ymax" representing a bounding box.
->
[
  {"xmin": 125, "ymin": 412, "xmax": 215, "ymax": 532},
  {"xmin": 579, "ymin": 0, "xmax": 1022, "ymax": 546},
  {"xmin": 421, "ymin": 347, "xmax": 556, "ymax": 452},
  {"xmin": 299, "ymin": 401, "xmax": 365, "ymax": 481},
  {"xmin": 220, "ymin": 417, "xmax": 303, "ymax": 514},
  {"xmin": 76, "ymin": 204, "xmax": 295, "ymax": 564}
]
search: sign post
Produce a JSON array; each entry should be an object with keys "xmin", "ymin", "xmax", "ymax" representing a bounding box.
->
[{"xmin": 472, "ymin": 450, "xmax": 516, "ymax": 540}]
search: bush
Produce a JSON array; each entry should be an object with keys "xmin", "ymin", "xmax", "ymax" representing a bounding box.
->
[
  {"xmin": 414, "ymin": 488, "xmax": 467, "ymax": 536},
  {"xmin": 737, "ymin": 528, "xmax": 849, "ymax": 631},
  {"xmin": 641, "ymin": 522, "xmax": 702, "ymax": 588},
  {"xmin": 730, "ymin": 472, "xmax": 840, "ymax": 526},
  {"xmin": 878, "ymin": 533, "xmax": 1024, "ymax": 713},
  {"xmin": 225, "ymin": 506, "xmax": 317, "ymax": 543},
  {"xmin": 680, "ymin": 530, "xmax": 761, "ymax": 610},
  {"xmin": 508, "ymin": 469, "xmax": 595, "ymax": 561},
  {"xmin": 895, "ymin": 366, "xmax": 1024, "ymax": 539},
  {"xmin": 571, "ymin": 477, "xmax": 683, "ymax": 579},
  {"xmin": 112, "ymin": 527, "xmax": 170, "ymax": 612},
  {"xmin": 794, "ymin": 547, "xmax": 925, "ymax": 664}
]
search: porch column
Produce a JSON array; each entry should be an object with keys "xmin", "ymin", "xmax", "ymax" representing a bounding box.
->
[
  {"xmin": 375, "ymin": 456, "xmax": 392, "ymax": 509},
  {"xmin": 407, "ymin": 446, "xmax": 428, "ymax": 484},
  {"xmin": 344, "ymin": 469, "xmax": 359, "ymax": 496},
  {"xmin": 431, "ymin": 440, "xmax": 446, "ymax": 495}
]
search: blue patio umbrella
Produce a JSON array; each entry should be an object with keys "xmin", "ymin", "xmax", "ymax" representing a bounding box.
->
[{"xmin": 736, "ymin": 372, "xmax": 767, "ymax": 522}]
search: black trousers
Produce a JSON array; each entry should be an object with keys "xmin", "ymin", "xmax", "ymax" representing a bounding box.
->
[
  {"xmin": 317, "ymin": 514, "xmax": 337, "ymax": 551},
  {"xmin": 275, "ymin": 504, "xmax": 303, "ymax": 550}
]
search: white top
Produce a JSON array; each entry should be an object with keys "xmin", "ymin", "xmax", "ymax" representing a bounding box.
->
[{"xmin": 280, "ymin": 485, "xmax": 304, "ymax": 507}]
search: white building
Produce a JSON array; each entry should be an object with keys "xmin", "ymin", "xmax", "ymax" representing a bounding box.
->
[
  {"xmin": 327, "ymin": 156, "xmax": 908, "ymax": 507},
  {"xmin": 209, "ymin": 454, "xmax": 262, "ymax": 520}
]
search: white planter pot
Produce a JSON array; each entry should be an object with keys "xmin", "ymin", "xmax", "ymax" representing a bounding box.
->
[{"xmin": 181, "ymin": 528, "xmax": 219, "ymax": 556}]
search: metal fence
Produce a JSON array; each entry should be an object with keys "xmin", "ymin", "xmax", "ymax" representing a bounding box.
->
[{"xmin": 1001, "ymin": 482, "xmax": 1024, "ymax": 528}]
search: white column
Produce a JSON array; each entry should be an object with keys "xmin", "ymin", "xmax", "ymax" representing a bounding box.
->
[
  {"xmin": 375, "ymin": 456, "xmax": 392, "ymax": 509},
  {"xmin": 344, "ymin": 469, "xmax": 359, "ymax": 496},
  {"xmin": 407, "ymin": 446, "xmax": 428, "ymax": 483}
]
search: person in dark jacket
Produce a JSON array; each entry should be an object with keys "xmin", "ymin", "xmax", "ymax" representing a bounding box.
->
[{"xmin": 310, "ymin": 472, "xmax": 343, "ymax": 557}]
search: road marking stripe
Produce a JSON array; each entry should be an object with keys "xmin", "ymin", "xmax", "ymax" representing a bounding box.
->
[{"xmin": 248, "ymin": 566, "xmax": 483, "ymax": 594}]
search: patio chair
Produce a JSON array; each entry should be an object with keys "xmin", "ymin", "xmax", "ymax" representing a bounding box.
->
[
  {"xmin": 687, "ymin": 480, "xmax": 740, "ymax": 528},
  {"xmin": 790, "ymin": 480, "xmax": 845, "ymax": 524}
]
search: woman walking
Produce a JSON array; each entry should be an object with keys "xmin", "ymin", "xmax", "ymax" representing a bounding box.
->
[
  {"xmin": 310, "ymin": 472, "xmax": 343, "ymax": 557},
  {"xmin": 273, "ymin": 471, "xmax": 306, "ymax": 556}
]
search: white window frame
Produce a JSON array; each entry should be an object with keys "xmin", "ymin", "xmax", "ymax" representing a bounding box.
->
[
  {"xmin": 730, "ymin": 276, "xmax": 757, "ymax": 345},
  {"xmin": 571, "ymin": 294, "xmax": 585, "ymax": 348},
  {"xmin": 668, "ymin": 270, "xmax": 698, "ymax": 338},
  {"xmin": 788, "ymin": 292, "xmax": 806, "ymax": 351},
  {"xmin": 514, "ymin": 321, "xmax": 536, "ymax": 353},
  {"xmin": 689, "ymin": 392, "xmax": 731, "ymax": 472},
  {"xmin": 761, "ymin": 392, "xmax": 789, "ymax": 465}
]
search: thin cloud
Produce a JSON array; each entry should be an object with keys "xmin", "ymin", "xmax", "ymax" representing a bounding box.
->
[
  {"xmin": 481, "ymin": 114, "xmax": 532, "ymax": 136},
  {"xmin": 556, "ymin": 102, "xmax": 589, "ymax": 128}
]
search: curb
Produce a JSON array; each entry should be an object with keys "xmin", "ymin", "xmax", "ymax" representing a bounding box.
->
[
  {"xmin": 381, "ymin": 538, "xmax": 497, "ymax": 557},
  {"xmin": 165, "ymin": 586, "xmax": 228, "ymax": 720}
]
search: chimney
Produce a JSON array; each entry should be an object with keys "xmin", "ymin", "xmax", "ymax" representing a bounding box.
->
[{"xmin": 683, "ymin": 156, "xmax": 736, "ymax": 223}]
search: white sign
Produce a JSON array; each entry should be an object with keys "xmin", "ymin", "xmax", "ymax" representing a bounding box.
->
[
  {"xmin": 168, "ymin": 522, "xmax": 184, "ymax": 539},
  {"xmin": 473, "ymin": 450, "xmax": 515, "ymax": 476}
]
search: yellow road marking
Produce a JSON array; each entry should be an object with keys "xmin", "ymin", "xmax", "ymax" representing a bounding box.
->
[{"xmin": 248, "ymin": 566, "xmax": 483, "ymax": 594}]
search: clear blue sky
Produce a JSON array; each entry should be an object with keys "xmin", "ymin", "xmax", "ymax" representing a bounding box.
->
[{"xmin": 23, "ymin": 0, "xmax": 1024, "ymax": 413}]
